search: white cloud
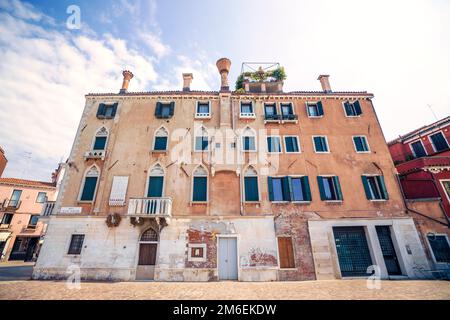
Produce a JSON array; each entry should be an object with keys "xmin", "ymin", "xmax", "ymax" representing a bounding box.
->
[
  {"xmin": 0, "ymin": 4, "xmax": 158, "ymax": 180},
  {"xmin": 139, "ymin": 32, "xmax": 171, "ymax": 58}
]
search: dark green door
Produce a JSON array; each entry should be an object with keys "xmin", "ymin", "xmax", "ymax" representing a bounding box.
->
[
  {"xmin": 376, "ymin": 226, "xmax": 402, "ymax": 275},
  {"xmin": 333, "ymin": 227, "xmax": 373, "ymax": 277}
]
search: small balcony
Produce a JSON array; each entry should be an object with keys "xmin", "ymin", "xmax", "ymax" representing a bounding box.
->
[
  {"xmin": 84, "ymin": 150, "xmax": 106, "ymax": 160},
  {"xmin": 264, "ymin": 114, "xmax": 281, "ymax": 124},
  {"xmin": 281, "ymin": 114, "xmax": 298, "ymax": 122},
  {"xmin": 127, "ymin": 197, "xmax": 172, "ymax": 218},
  {"xmin": 239, "ymin": 112, "xmax": 256, "ymax": 119},
  {"xmin": 195, "ymin": 112, "xmax": 211, "ymax": 119},
  {"xmin": 41, "ymin": 201, "xmax": 56, "ymax": 216},
  {"xmin": 0, "ymin": 199, "xmax": 21, "ymax": 211},
  {"xmin": 0, "ymin": 223, "xmax": 10, "ymax": 229}
]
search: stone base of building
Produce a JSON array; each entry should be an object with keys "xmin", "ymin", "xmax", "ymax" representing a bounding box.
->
[
  {"xmin": 33, "ymin": 215, "xmax": 279, "ymax": 282},
  {"xmin": 308, "ymin": 217, "xmax": 431, "ymax": 280}
]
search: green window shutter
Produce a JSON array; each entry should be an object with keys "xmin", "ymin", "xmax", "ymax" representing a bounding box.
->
[
  {"xmin": 245, "ymin": 177, "xmax": 259, "ymax": 201},
  {"xmin": 93, "ymin": 136, "xmax": 107, "ymax": 150},
  {"xmin": 354, "ymin": 101, "xmax": 362, "ymax": 115},
  {"xmin": 147, "ymin": 176, "xmax": 164, "ymax": 197},
  {"xmin": 154, "ymin": 137, "xmax": 167, "ymax": 151},
  {"xmin": 377, "ymin": 176, "xmax": 389, "ymax": 200},
  {"xmin": 267, "ymin": 177, "xmax": 274, "ymax": 201},
  {"xmin": 317, "ymin": 101, "xmax": 324, "ymax": 116},
  {"xmin": 344, "ymin": 102, "xmax": 353, "ymax": 116},
  {"xmin": 313, "ymin": 137, "xmax": 322, "ymax": 152},
  {"xmin": 354, "ymin": 137, "xmax": 363, "ymax": 151},
  {"xmin": 111, "ymin": 103, "xmax": 118, "ymax": 117},
  {"xmin": 361, "ymin": 176, "xmax": 372, "ymax": 200},
  {"xmin": 302, "ymin": 176, "xmax": 312, "ymax": 201},
  {"xmin": 317, "ymin": 176, "xmax": 326, "ymax": 200},
  {"xmin": 97, "ymin": 103, "xmax": 106, "ymax": 118},
  {"xmin": 155, "ymin": 102, "xmax": 162, "ymax": 117},
  {"xmin": 282, "ymin": 177, "xmax": 292, "ymax": 201},
  {"xmin": 285, "ymin": 137, "xmax": 293, "ymax": 152},
  {"xmin": 193, "ymin": 177, "xmax": 207, "ymax": 201},
  {"xmin": 361, "ymin": 137, "xmax": 368, "ymax": 151},
  {"xmin": 333, "ymin": 176, "xmax": 343, "ymax": 200},
  {"xmin": 169, "ymin": 102, "xmax": 175, "ymax": 116},
  {"xmin": 81, "ymin": 177, "xmax": 98, "ymax": 201}
]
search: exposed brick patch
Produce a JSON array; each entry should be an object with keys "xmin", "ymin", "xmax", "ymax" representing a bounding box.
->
[
  {"xmin": 185, "ymin": 228, "xmax": 217, "ymax": 269},
  {"xmin": 275, "ymin": 214, "xmax": 316, "ymax": 281},
  {"xmin": 248, "ymin": 248, "xmax": 277, "ymax": 267}
]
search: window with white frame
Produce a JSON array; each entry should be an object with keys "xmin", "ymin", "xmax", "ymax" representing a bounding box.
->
[
  {"xmin": 343, "ymin": 101, "xmax": 362, "ymax": 117},
  {"xmin": 153, "ymin": 127, "xmax": 168, "ymax": 151},
  {"xmin": 361, "ymin": 175, "xmax": 389, "ymax": 200},
  {"xmin": 267, "ymin": 136, "xmax": 282, "ymax": 153},
  {"xmin": 147, "ymin": 164, "xmax": 164, "ymax": 197},
  {"xmin": 353, "ymin": 136, "xmax": 370, "ymax": 153},
  {"xmin": 192, "ymin": 165, "xmax": 208, "ymax": 202},
  {"xmin": 196, "ymin": 101, "xmax": 211, "ymax": 118},
  {"xmin": 36, "ymin": 192, "xmax": 47, "ymax": 203},
  {"xmin": 195, "ymin": 127, "xmax": 209, "ymax": 151},
  {"xmin": 92, "ymin": 127, "xmax": 108, "ymax": 151},
  {"xmin": 317, "ymin": 176, "xmax": 343, "ymax": 201},
  {"xmin": 313, "ymin": 136, "xmax": 329, "ymax": 153},
  {"xmin": 79, "ymin": 166, "xmax": 99, "ymax": 202},
  {"xmin": 264, "ymin": 103, "xmax": 278, "ymax": 120},
  {"xmin": 284, "ymin": 136, "xmax": 300, "ymax": 153},
  {"xmin": 410, "ymin": 140, "xmax": 427, "ymax": 158},
  {"xmin": 429, "ymin": 132, "xmax": 449, "ymax": 152},
  {"xmin": 280, "ymin": 102, "xmax": 296, "ymax": 120},
  {"xmin": 306, "ymin": 102, "xmax": 323, "ymax": 117},
  {"xmin": 427, "ymin": 234, "xmax": 450, "ymax": 263},
  {"xmin": 244, "ymin": 166, "xmax": 259, "ymax": 201},
  {"xmin": 241, "ymin": 127, "xmax": 256, "ymax": 152},
  {"xmin": 240, "ymin": 101, "xmax": 254, "ymax": 117}
]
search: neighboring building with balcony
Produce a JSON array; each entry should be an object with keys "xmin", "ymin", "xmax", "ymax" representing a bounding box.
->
[
  {"xmin": 34, "ymin": 59, "xmax": 429, "ymax": 282},
  {"xmin": 388, "ymin": 116, "xmax": 450, "ymax": 272},
  {"xmin": 0, "ymin": 177, "xmax": 57, "ymax": 261}
]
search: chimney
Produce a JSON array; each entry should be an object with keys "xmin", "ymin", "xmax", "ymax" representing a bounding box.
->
[
  {"xmin": 120, "ymin": 70, "xmax": 134, "ymax": 94},
  {"xmin": 182, "ymin": 73, "xmax": 193, "ymax": 91},
  {"xmin": 318, "ymin": 75, "xmax": 331, "ymax": 93},
  {"xmin": 216, "ymin": 58, "xmax": 231, "ymax": 91}
]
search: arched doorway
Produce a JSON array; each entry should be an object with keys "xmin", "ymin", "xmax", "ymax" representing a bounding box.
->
[{"xmin": 136, "ymin": 228, "xmax": 158, "ymax": 280}]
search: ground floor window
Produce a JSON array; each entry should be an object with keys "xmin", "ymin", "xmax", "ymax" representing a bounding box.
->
[
  {"xmin": 68, "ymin": 234, "xmax": 85, "ymax": 255},
  {"xmin": 427, "ymin": 234, "xmax": 450, "ymax": 263},
  {"xmin": 278, "ymin": 237, "xmax": 295, "ymax": 268}
]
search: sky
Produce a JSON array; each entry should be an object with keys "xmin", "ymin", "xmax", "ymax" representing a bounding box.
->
[{"xmin": 0, "ymin": 0, "xmax": 449, "ymax": 181}]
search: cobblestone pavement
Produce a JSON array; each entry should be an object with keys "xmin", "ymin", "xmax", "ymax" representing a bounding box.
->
[{"xmin": 0, "ymin": 280, "xmax": 449, "ymax": 300}]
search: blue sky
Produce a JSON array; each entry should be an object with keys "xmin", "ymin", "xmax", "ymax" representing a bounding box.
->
[{"xmin": 0, "ymin": 0, "xmax": 449, "ymax": 181}]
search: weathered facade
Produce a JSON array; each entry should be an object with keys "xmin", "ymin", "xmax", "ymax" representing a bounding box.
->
[{"xmin": 34, "ymin": 58, "xmax": 430, "ymax": 281}]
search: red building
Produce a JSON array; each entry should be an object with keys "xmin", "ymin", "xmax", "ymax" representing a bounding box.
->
[{"xmin": 388, "ymin": 116, "xmax": 450, "ymax": 272}]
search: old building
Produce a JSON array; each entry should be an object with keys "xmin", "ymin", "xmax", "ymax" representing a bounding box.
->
[
  {"xmin": 0, "ymin": 146, "xmax": 7, "ymax": 177},
  {"xmin": 0, "ymin": 178, "xmax": 57, "ymax": 261},
  {"xmin": 34, "ymin": 58, "xmax": 429, "ymax": 282},
  {"xmin": 388, "ymin": 116, "xmax": 450, "ymax": 273}
]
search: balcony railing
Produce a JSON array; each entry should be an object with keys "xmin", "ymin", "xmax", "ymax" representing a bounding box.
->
[
  {"xmin": 239, "ymin": 112, "xmax": 256, "ymax": 119},
  {"xmin": 264, "ymin": 114, "xmax": 281, "ymax": 123},
  {"xmin": 127, "ymin": 197, "xmax": 172, "ymax": 217},
  {"xmin": 195, "ymin": 112, "xmax": 211, "ymax": 119},
  {"xmin": 41, "ymin": 201, "xmax": 56, "ymax": 216},
  {"xmin": 281, "ymin": 114, "xmax": 298, "ymax": 121},
  {"xmin": 0, "ymin": 199, "xmax": 21, "ymax": 211},
  {"xmin": 84, "ymin": 150, "xmax": 106, "ymax": 160}
]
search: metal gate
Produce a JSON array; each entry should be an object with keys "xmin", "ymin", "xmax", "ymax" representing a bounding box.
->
[
  {"xmin": 376, "ymin": 226, "xmax": 402, "ymax": 275},
  {"xmin": 333, "ymin": 227, "xmax": 373, "ymax": 277},
  {"xmin": 218, "ymin": 237, "xmax": 238, "ymax": 280}
]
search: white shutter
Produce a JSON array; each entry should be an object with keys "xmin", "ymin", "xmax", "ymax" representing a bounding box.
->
[{"xmin": 109, "ymin": 176, "xmax": 129, "ymax": 206}]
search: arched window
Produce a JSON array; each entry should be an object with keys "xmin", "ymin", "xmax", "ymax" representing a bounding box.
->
[
  {"xmin": 195, "ymin": 126, "xmax": 209, "ymax": 151},
  {"xmin": 241, "ymin": 127, "xmax": 256, "ymax": 152},
  {"xmin": 192, "ymin": 165, "xmax": 208, "ymax": 202},
  {"xmin": 147, "ymin": 164, "xmax": 164, "ymax": 197},
  {"xmin": 243, "ymin": 166, "xmax": 259, "ymax": 202},
  {"xmin": 153, "ymin": 127, "xmax": 168, "ymax": 151},
  {"xmin": 79, "ymin": 166, "xmax": 100, "ymax": 201},
  {"xmin": 92, "ymin": 127, "xmax": 108, "ymax": 151},
  {"xmin": 140, "ymin": 228, "xmax": 158, "ymax": 242}
]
